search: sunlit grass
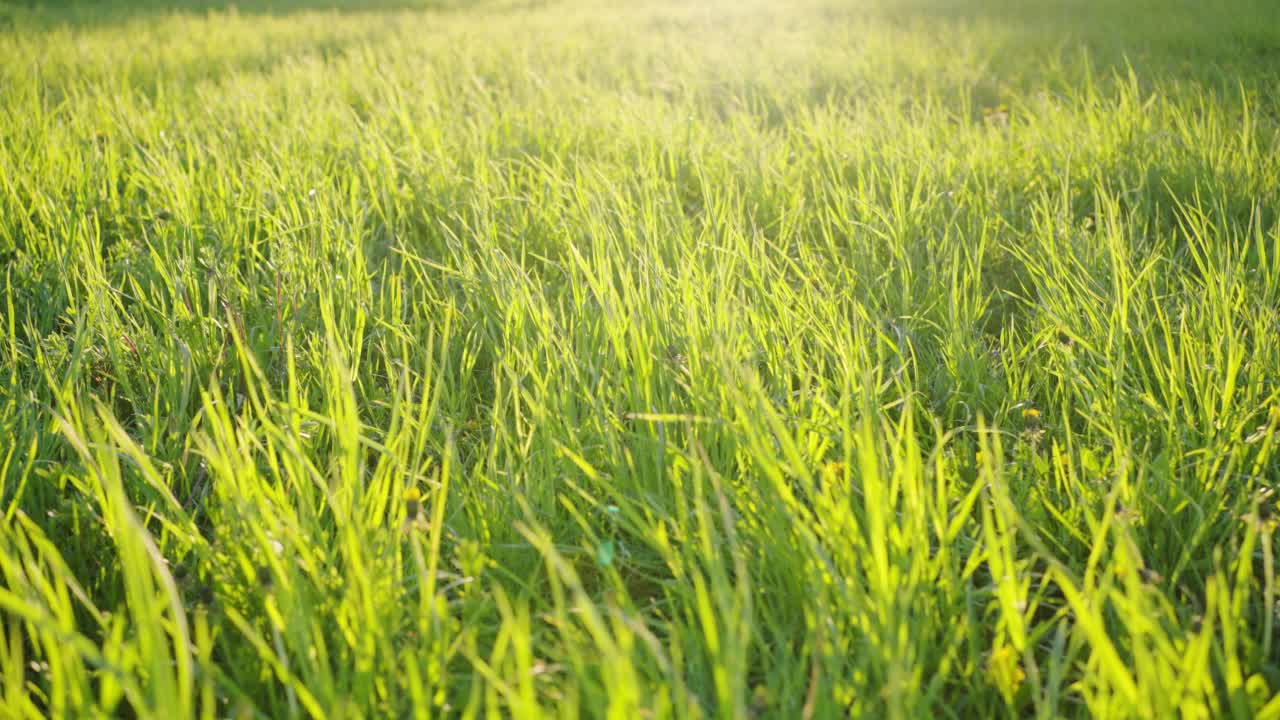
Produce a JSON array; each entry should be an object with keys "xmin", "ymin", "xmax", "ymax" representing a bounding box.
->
[{"xmin": 3, "ymin": 0, "xmax": 1280, "ymax": 716}]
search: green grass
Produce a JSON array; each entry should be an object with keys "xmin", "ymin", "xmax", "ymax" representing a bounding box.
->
[{"xmin": 3, "ymin": 0, "xmax": 1280, "ymax": 716}]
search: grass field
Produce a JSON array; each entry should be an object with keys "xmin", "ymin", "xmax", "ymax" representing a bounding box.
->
[{"xmin": 3, "ymin": 0, "xmax": 1280, "ymax": 716}]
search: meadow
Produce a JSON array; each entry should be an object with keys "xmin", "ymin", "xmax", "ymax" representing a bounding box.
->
[{"xmin": 3, "ymin": 0, "xmax": 1280, "ymax": 716}]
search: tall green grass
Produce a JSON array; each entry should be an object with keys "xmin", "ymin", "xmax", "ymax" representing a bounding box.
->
[{"xmin": 3, "ymin": 0, "xmax": 1280, "ymax": 716}]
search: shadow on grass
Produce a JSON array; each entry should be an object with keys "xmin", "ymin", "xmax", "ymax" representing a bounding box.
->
[{"xmin": 850, "ymin": 0, "xmax": 1280, "ymax": 91}]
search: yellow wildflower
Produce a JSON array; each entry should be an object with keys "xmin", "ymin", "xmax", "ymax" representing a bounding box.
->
[
  {"xmin": 404, "ymin": 486, "xmax": 422, "ymax": 519},
  {"xmin": 987, "ymin": 644, "xmax": 1025, "ymax": 701}
]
